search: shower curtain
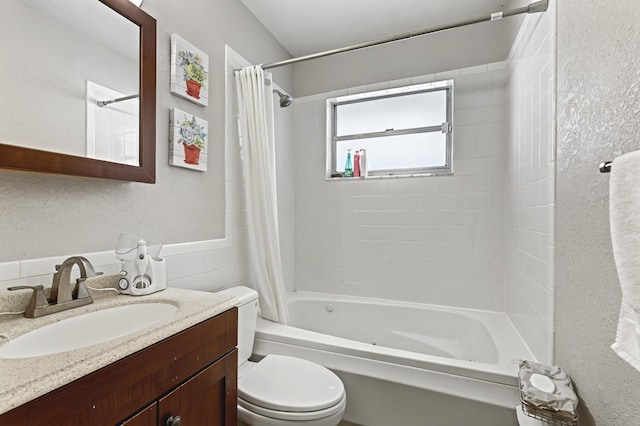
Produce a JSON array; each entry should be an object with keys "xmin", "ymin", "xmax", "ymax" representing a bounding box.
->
[{"xmin": 235, "ymin": 65, "xmax": 289, "ymax": 324}]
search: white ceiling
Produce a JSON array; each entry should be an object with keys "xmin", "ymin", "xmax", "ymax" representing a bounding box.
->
[{"xmin": 240, "ymin": 0, "xmax": 511, "ymax": 57}]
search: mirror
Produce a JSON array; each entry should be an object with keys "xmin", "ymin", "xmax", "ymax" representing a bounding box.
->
[{"xmin": 0, "ymin": 0, "xmax": 156, "ymax": 183}]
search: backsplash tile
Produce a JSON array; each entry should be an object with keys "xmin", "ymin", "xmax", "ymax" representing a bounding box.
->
[{"xmin": 0, "ymin": 262, "xmax": 19, "ymax": 282}]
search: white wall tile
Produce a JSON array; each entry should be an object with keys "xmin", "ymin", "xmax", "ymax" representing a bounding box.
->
[
  {"xmin": 20, "ymin": 256, "xmax": 67, "ymax": 277},
  {"xmin": 0, "ymin": 261, "xmax": 20, "ymax": 281},
  {"xmin": 292, "ymin": 64, "xmax": 508, "ymax": 311},
  {"xmin": 461, "ymin": 64, "xmax": 489, "ymax": 76},
  {"xmin": 506, "ymin": 8, "xmax": 556, "ymax": 365},
  {"xmin": 410, "ymin": 74, "xmax": 436, "ymax": 85},
  {"xmin": 435, "ymin": 70, "xmax": 461, "ymax": 80},
  {"xmin": 388, "ymin": 78, "xmax": 412, "ymax": 89}
]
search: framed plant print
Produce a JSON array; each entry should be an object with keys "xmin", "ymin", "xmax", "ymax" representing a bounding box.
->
[
  {"xmin": 169, "ymin": 108, "xmax": 208, "ymax": 172},
  {"xmin": 170, "ymin": 34, "xmax": 209, "ymax": 106}
]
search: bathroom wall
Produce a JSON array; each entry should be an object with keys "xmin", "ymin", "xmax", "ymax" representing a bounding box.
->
[
  {"xmin": 293, "ymin": 64, "xmax": 509, "ymax": 311},
  {"xmin": 0, "ymin": 0, "xmax": 292, "ymax": 263},
  {"xmin": 0, "ymin": 49, "xmax": 249, "ymax": 293},
  {"xmin": 505, "ymin": 0, "xmax": 556, "ymax": 365},
  {"xmin": 555, "ymin": 0, "xmax": 640, "ymax": 424},
  {"xmin": 0, "ymin": 45, "xmax": 295, "ymax": 297}
]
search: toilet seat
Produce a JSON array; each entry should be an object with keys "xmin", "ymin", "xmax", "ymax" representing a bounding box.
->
[
  {"xmin": 239, "ymin": 392, "xmax": 346, "ymax": 422},
  {"xmin": 238, "ymin": 354, "xmax": 345, "ymax": 421}
]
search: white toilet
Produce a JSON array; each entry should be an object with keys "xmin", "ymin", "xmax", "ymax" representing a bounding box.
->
[{"xmin": 218, "ymin": 286, "xmax": 346, "ymax": 426}]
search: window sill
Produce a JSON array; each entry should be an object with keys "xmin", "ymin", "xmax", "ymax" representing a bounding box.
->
[{"xmin": 325, "ymin": 172, "xmax": 453, "ymax": 181}]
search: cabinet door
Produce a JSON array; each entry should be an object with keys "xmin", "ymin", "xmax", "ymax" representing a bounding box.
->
[
  {"xmin": 119, "ymin": 403, "xmax": 157, "ymax": 426},
  {"xmin": 159, "ymin": 356, "xmax": 230, "ymax": 426},
  {"xmin": 0, "ymin": 406, "xmax": 25, "ymax": 426}
]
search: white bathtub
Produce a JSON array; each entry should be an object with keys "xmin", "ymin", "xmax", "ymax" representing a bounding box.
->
[{"xmin": 253, "ymin": 292, "xmax": 534, "ymax": 426}]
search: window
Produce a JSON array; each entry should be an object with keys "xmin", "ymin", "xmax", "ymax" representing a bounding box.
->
[{"xmin": 327, "ymin": 80, "xmax": 453, "ymax": 178}]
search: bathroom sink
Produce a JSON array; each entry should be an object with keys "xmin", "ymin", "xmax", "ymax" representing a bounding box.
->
[{"xmin": 0, "ymin": 303, "xmax": 177, "ymax": 359}]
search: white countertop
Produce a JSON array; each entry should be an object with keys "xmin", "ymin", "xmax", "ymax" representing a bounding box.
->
[{"xmin": 0, "ymin": 281, "xmax": 237, "ymax": 415}]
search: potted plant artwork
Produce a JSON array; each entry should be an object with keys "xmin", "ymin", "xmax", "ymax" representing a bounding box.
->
[
  {"xmin": 169, "ymin": 108, "xmax": 208, "ymax": 172},
  {"xmin": 177, "ymin": 115, "xmax": 207, "ymax": 165},
  {"xmin": 178, "ymin": 50, "xmax": 207, "ymax": 99},
  {"xmin": 170, "ymin": 35, "xmax": 210, "ymax": 106}
]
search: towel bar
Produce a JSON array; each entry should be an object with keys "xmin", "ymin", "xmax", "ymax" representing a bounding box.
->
[{"xmin": 599, "ymin": 162, "xmax": 612, "ymax": 173}]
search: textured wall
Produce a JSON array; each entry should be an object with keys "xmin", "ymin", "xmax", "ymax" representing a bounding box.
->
[
  {"xmin": 0, "ymin": 0, "xmax": 292, "ymax": 263},
  {"xmin": 556, "ymin": 0, "xmax": 640, "ymax": 424},
  {"xmin": 506, "ymin": 0, "xmax": 556, "ymax": 365},
  {"xmin": 293, "ymin": 64, "xmax": 509, "ymax": 311}
]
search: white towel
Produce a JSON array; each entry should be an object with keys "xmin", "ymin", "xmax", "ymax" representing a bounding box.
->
[{"xmin": 609, "ymin": 150, "xmax": 640, "ymax": 372}]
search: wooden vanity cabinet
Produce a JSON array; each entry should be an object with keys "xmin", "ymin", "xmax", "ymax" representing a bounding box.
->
[
  {"xmin": 0, "ymin": 307, "xmax": 238, "ymax": 426},
  {"xmin": 157, "ymin": 353, "xmax": 237, "ymax": 426},
  {"xmin": 121, "ymin": 403, "xmax": 157, "ymax": 425}
]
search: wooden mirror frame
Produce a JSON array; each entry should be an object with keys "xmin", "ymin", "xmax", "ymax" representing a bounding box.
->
[{"xmin": 0, "ymin": 0, "xmax": 157, "ymax": 183}]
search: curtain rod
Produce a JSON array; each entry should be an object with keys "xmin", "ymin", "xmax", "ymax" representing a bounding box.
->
[
  {"xmin": 97, "ymin": 94, "xmax": 139, "ymax": 107},
  {"xmin": 262, "ymin": 0, "xmax": 548, "ymax": 70}
]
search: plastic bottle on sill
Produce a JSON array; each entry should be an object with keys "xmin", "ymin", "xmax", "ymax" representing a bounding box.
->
[
  {"xmin": 354, "ymin": 150, "xmax": 361, "ymax": 177},
  {"xmin": 360, "ymin": 149, "xmax": 368, "ymax": 178},
  {"xmin": 344, "ymin": 149, "xmax": 353, "ymax": 177}
]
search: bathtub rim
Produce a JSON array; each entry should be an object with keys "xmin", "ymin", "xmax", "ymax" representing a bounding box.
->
[
  {"xmin": 256, "ymin": 290, "xmax": 536, "ymax": 387},
  {"xmin": 253, "ymin": 333, "xmax": 522, "ymax": 411}
]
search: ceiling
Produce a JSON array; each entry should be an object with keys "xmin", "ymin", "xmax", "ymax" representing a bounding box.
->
[{"xmin": 240, "ymin": 0, "xmax": 513, "ymax": 57}]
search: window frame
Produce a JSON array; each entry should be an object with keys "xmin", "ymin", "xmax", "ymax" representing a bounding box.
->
[{"xmin": 327, "ymin": 80, "xmax": 454, "ymax": 178}]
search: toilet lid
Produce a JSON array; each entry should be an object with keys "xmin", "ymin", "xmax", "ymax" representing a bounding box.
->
[{"xmin": 238, "ymin": 354, "xmax": 345, "ymax": 413}]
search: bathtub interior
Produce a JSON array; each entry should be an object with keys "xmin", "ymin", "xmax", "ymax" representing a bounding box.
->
[
  {"xmin": 288, "ymin": 296, "xmax": 500, "ymax": 363},
  {"xmin": 257, "ymin": 291, "xmax": 534, "ymax": 386}
]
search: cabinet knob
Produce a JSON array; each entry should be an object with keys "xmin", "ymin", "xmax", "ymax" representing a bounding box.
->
[{"xmin": 166, "ymin": 415, "xmax": 181, "ymax": 426}]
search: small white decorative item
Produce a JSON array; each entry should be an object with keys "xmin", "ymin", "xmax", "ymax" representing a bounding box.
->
[
  {"xmin": 170, "ymin": 108, "xmax": 208, "ymax": 172},
  {"xmin": 170, "ymin": 34, "xmax": 209, "ymax": 106}
]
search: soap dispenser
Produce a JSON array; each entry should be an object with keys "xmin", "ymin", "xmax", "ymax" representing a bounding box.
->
[{"xmin": 344, "ymin": 149, "xmax": 353, "ymax": 177}]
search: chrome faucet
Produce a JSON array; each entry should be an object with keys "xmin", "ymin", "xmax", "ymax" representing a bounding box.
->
[{"xmin": 8, "ymin": 256, "xmax": 98, "ymax": 318}]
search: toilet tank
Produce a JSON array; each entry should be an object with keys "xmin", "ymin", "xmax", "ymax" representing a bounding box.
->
[{"xmin": 217, "ymin": 286, "xmax": 259, "ymax": 365}]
